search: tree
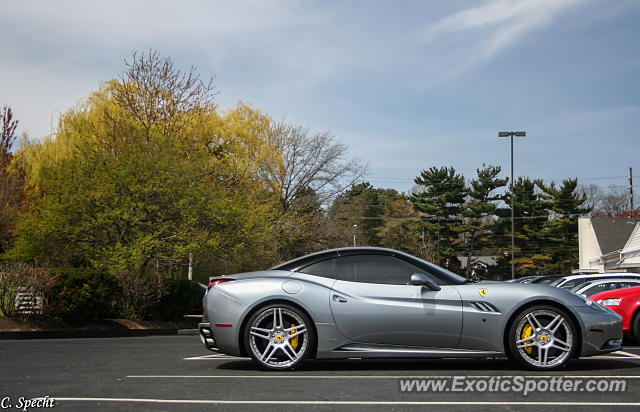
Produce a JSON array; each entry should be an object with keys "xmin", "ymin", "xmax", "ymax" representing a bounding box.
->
[
  {"xmin": 7, "ymin": 51, "xmax": 280, "ymax": 277},
  {"xmin": 538, "ymin": 178, "xmax": 591, "ymax": 273},
  {"xmin": 597, "ymin": 185, "xmax": 635, "ymax": 217},
  {"xmin": 577, "ymin": 183, "xmax": 602, "ymax": 213},
  {"xmin": 376, "ymin": 197, "xmax": 425, "ymax": 257},
  {"xmin": 262, "ymin": 122, "xmax": 367, "ymax": 210},
  {"xmin": 326, "ymin": 182, "xmax": 406, "ymax": 247},
  {"xmin": 411, "ymin": 167, "xmax": 467, "ymax": 270},
  {"xmin": 112, "ymin": 49, "xmax": 216, "ymax": 140},
  {"xmin": 460, "ymin": 165, "xmax": 507, "ymax": 277},
  {"xmin": 491, "ymin": 177, "xmax": 550, "ymax": 278},
  {"xmin": 259, "ymin": 122, "xmax": 367, "ymax": 260},
  {"xmin": 0, "ymin": 106, "xmax": 26, "ymax": 252},
  {"xmin": 578, "ymin": 183, "xmax": 638, "ymax": 217}
]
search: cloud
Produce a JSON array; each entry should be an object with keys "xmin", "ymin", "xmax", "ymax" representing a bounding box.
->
[{"xmin": 416, "ymin": 0, "xmax": 586, "ymax": 82}]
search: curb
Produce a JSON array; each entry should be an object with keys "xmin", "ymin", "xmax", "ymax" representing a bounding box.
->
[{"xmin": 0, "ymin": 328, "xmax": 180, "ymax": 340}]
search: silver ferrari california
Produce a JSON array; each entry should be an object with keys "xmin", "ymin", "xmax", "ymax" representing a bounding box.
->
[{"xmin": 198, "ymin": 247, "xmax": 622, "ymax": 370}]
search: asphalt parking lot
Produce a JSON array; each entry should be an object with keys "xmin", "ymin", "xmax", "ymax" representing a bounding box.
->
[{"xmin": 2, "ymin": 335, "xmax": 640, "ymax": 411}]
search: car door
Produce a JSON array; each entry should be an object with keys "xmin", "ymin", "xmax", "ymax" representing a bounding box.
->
[{"xmin": 329, "ymin": 254, "xmax": 462, "ymax": 349}]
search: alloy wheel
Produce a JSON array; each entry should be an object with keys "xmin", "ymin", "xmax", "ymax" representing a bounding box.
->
[
  {"xmin": 511, "ymin": 307, "xmax": 575, "ymax": 369},
  {"xmin": 246, "ymin": 305, "xmax": 311, "ymax": 369}
]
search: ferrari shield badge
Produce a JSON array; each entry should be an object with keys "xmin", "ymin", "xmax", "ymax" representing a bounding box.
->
[{"xmin": 478, "ymin": 288, "xmax": 488, "ymax": 298}]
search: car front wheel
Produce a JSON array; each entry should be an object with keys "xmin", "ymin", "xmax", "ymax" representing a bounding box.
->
[
  {"xmin": 508, "ymin": 305, "xmax": 576, "ymax": 370},
  {"xmin": 244, "ymin": 304, "xmax": 314, "ymax": 370}
]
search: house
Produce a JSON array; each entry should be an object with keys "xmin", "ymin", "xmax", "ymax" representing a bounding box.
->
[
  {"xmin": 457, "ymin": 256, "xmax": 498, "ymax": 278},
  {"xmin": 577, "ymin": 217, "xmax": 640, "ymax": 273}
]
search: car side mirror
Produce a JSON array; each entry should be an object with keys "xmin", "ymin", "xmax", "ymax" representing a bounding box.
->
[{"xmin": 410, "ymin": 273, "xmax": 441, "ymax": 291}]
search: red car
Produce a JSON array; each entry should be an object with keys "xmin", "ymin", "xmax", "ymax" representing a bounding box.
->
[{"xmin": 590, "ymin": 285, "xmax": 640, "ymax": 341}]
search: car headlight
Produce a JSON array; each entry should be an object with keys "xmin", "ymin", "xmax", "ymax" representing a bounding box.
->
[
  {"xmin": 596, "ymin": 298, "xmax": 621, "ymax": 306},
  {"xmin": 578, "ymin": 295, "xmax": 611, "ymax": 312},
  {"xmin": 580, "ymin": 295, "xmax": 594, "ymax": 306}
]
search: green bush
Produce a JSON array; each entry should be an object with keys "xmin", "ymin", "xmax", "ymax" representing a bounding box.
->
[
  {"xmin": 151, "ymin": 278, "xmax": 203, "ymax": 321},
  {"xmin": 46, "ymin": 268, "xmax": 121, "ymax": 322}
]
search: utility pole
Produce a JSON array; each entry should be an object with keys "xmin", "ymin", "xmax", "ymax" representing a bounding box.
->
[
  {"xmin": 498, "ymin": 131, "xmax": 526, "ymax": 280},
  {"xmin": 630, "ymin": 167, "xmax": 634, "ymax": 214},
  {"xmin": 437, "ymin": 217, "xmax": 440, "ymax": 263},
  {"xmin": 188, "ymin": 252, "xmax": 193, "ymax": 281}
]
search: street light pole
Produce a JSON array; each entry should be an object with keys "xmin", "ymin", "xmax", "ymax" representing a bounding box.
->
[
  {"xmin": 498, "ymin": 131, "xmax": 526, "ymax": 280},
  {"xmin": 353, "ymin": 224, "xmax": 357, "ymax": 247}
]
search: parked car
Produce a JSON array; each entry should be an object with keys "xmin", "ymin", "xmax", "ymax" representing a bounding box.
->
[
  {"xmin": 199, "ymin": 247, "xmax": 622, "ymax": 371},
  {"xmin": 528, "ymin": 275, "xmax": 563, "ymax": 285},
  {"xmin": 590, "ymin": 286, "xmax": 640, "ymax": 341},
  {"xmin": 506, "ymin": 276, "xmax": 539, "ymax": 283},
  {"xmin": 570, "ymin": 278, "xmax": 640, "ymax": 297},
  {"xmin": 509, "ymin": 275, "xmax": 565, "ymax": 284},
  {"xmin": 550, "ymin": 273, "xmax": 640, "ymax": 290}
]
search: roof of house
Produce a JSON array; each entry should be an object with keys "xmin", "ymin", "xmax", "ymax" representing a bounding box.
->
[
  {"xmin": 457, "ymin": 256, "xmax": 498, "ymax": 268},
  {"xmin": 591, "ymin": 218, "xmax": 640, "ymax": 254}
]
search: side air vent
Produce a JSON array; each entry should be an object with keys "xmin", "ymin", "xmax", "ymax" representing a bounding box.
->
[{"xmin": 469, "ymin": 301, "xmax": 500, "ymax": 313}]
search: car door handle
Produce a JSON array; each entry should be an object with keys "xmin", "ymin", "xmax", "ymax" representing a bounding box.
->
[{"xmin": 332, "ymin": 295, "xmax": 347, "ymax": 303}]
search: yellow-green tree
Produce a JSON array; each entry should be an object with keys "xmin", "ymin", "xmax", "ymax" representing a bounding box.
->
[{"xmin": 8, "ymin": 51, "xmax": 281, "ymax": 277}]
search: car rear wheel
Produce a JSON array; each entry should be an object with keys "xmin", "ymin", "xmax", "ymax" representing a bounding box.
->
[
  {"xmin": 508, "ymin": 305, "xmax": 576, "ymax": 370},
  {"xmin": 244, "ymin": 304, "xmax": 314, "ymax": 370}
]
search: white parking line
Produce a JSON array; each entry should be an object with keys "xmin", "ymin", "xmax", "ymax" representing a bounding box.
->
[
  {"xmin": 183, "ymin": 351, "xmax": 640, "ymax": 361},
  {"xmin": 127, "ymin": 375, "xmax": 640, "ymax": 379},
  {"xmin": 616, "ymin": 351, "xmax": 640, "ymax": 359},
  {"xmin": 184, "ymin": 351, "xmax": 640, "ymax": 362},
  {"xmin": 183, "ymin": 354, "xmax": 248, "ymax": 360},
  {"xmin": 43, "ymin": 398, "xmax": 640, "ymax": 406}
]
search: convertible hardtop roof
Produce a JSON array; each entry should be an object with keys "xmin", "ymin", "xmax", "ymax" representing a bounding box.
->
[{"xmin": 272, "ymin": 247, "xmax": 401, "ymax": 272}]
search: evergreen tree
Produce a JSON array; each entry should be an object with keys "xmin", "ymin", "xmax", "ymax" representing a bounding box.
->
[
  {"xmin": 327, "ymin": 182, "xmax": 406, "ymax": 247},
  {"xmin": 411, "ymin": 167, "xmax": 467, "ymax": 270},
  {"xmin": 492, "ymin": 177, "xmax": 551, "ymax": 278},
  {"xmin": 460, "ymin": 165, "xmax": 508, "ymax": 278},
  {"xmin": 537, "ymin": 178, "xmax": 591, "ymax": 273}
]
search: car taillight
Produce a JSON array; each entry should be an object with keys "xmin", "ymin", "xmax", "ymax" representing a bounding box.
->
[{"xmin": 208, "ymin": 278, "xmax": 235, "ymax": 290}]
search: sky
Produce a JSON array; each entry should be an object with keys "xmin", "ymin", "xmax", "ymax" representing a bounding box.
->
[{"xmin": 1, "ymin": 0, "xmax": 639, "ymax": 195}]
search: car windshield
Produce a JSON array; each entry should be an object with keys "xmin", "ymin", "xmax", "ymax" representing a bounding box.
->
[
  {"xmin": 559, "ymin": 279, "xmax": 586, "ymax": 290},
  {"xmin": 569, "ymin": 282, "xmax": 592, "ymax": 293},
  {"xmin": 550, "ymin": 277, "xmax": 567, "ymax": 287}
]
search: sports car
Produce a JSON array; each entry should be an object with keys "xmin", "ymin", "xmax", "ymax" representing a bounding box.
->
[
  {"xmin": 590, "ymin": 285, "xmax": 640, "ymax": 341},
  {"xmin": 198, "ymin": 247, "xmax": 622, "ymax": 370}
]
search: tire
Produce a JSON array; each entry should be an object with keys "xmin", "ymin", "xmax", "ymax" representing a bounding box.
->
[
  {"xmin": 632, "ymin": 310, "xmax": 640, "ymax": 344},
  {"xmin": 508, "ymin": 305, "xmax": 577, "ymax": 370},
  {"xmin": 244, "ymin": 303, "xmax": 315, "ymax": 370}
]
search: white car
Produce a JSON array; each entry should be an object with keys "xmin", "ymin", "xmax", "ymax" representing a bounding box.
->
[
  {"xmin": 551, "ymin": 273, "xmax": 640, "ymax": 290},
  {"xmin": 569, "ymin": 278, "xmax": 640, "ymax": 297}
]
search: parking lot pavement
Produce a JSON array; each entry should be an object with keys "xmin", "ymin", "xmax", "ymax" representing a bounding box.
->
[{"xmin": 2, "ymin": 336, "xmax": 640, "ymax": 411}]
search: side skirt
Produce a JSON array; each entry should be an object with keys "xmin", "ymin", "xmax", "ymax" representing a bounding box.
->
[{"xmin": 318, "ymin": 343, "xmax": 504, "ymax": 359}]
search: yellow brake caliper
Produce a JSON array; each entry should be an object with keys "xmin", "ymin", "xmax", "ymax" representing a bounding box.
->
[
  {"xmin": 290, "ymin": 323, "xmax": 299, "ymax": 350},
  {"xmin": 521, "ymin": 323, "xmax": 534, "ymax": 354}
]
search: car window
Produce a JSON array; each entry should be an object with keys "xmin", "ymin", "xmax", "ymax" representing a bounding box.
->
[
  {"xmin": 334, "ymin": 254, "xmax": 428, "ymax": 285},
  {"xmin": 618, "ymin": 281, "xmax": 640, "ymax": 289},
  {"xmin": 582, "ymin": 282, "xmax": 616, "ymax": 297},
  {"xmin": 298, "ymin": 259, "xmax": 338, "ymax": 279},
  {"xmin": 560, "ymin": 279, "xmax": 584, "ymax": 290}
]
